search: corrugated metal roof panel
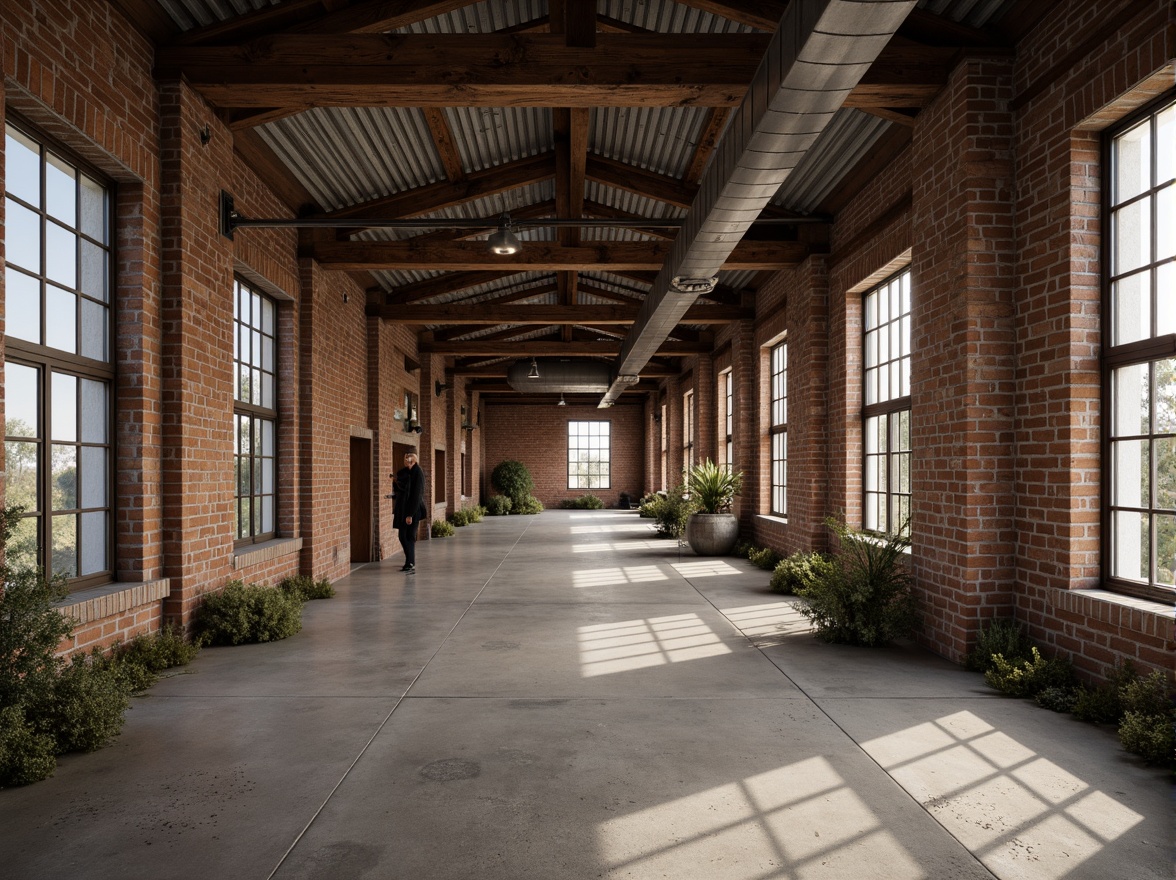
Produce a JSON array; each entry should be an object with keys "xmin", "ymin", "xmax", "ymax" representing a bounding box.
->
[
  {"xmin": 918, "ymin": 0, "xmax": 1013, "ymax": 27},
  {"xmin": 593, "ymin": 107, "xmax": 709, "ymax": 178},
  {"xmin": 772, "ymin": 109, "xmax": 891, "ymax": 213},
  {"xmin": 392, "ymin": 1, "xmax": 546, "ymax": 33},
  {"xmin": 157, "ymin": 0, "xmax": 278, "ymax": 29},
  {"xmin": 446, "ymin": 108, "xmax": 553, "ymax": 172},
  {"xmin": 602, "ymin": 0, "xmax": 758, "ymax": 34},
  {"xmin": 258, "ymin": 108, "xmax": 444, "ymax": 212}
]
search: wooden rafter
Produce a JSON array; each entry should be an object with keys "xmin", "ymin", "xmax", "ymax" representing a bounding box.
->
[
  {"xmin": 309, "ymin": 239, "xmax": 810, "ymax": 271},
  {"xmin": 372, "ymin": 304, "xmax": 753, "ymax": 323},
  {"xmin": 421, "ymin": 108, "xmax": 465, "ymax": 182},
  {"xmin": 421, "ymin": 339, "xmax": 708, "ymax": 356}
]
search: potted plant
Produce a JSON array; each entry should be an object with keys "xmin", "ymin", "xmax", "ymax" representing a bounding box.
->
[{"xmin": 684, "ymin": 459, "xmax": 743, "ymax": 556}]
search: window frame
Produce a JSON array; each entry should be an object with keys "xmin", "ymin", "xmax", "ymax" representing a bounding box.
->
[
  {"xmin": 683, "ymin": 389, "xmax": 694, "ymax": 474},
  {"xmin": 233, "ymin": 277, "xmax": 278, "ymax": 546},
  {"xmin": 568, "ymin": 420, "xmax": 611, "ymax": 490},
  {"xmin": 1101, "ymin": 90, "xmax": 1176, "ymax": 602},
  {"xmin": 862, "ymin": 269, "xmax": 912, "ymax": 537},
  {"xmin": 769, "ymin": 341, "xmax": 787, "ymax": 518},
  {"xmin": 721, "ymin": 369, "xmax": 733, "ymax": 470},
  {"xmin": 4, "ymin": 118, "xmax": 115, "ymax": 589}
]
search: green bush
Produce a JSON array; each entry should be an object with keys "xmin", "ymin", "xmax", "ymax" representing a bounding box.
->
[
  {"xmin": 448, "ymin": 508, "xmax": 472, "ymax": 526},
  {"xmin": 1072, "ymin": 661, "xmax": 1138, "ymax": 724},
  {"xmin": 966, "ymin": 618, "xmax": 1034, "ymax": 672},
  {"xmin": 984, "ymin": 647, "xmax": 1075, "ymax": 698},
  {"xmin": 0, "ymin": 706, "xmax": 57, "ymax": 788},
  {"xmin": 432, "ymin": 519, "xmax": 456, "ymax": 537},
  {"xmin": 514, "ymin": 494, "xmax": 544, "ymax": 515},
  {"xmin": 485, "ymin": 495, "xmax": 512, "ymax": 516},
  {"xmin": 637, "ymin": 493, "xmax": 660, "ymax": 518},
  {"xmin": 469, "ymin": 505, "xmax": 486, "ymax": 522},
  {"xmin": 795, "ymin": 519, "xmax": 919, "ymax": 646},
  {"xmin": 1120, "ymin": 671, "xmax": 1174, "ymax": 717},
  {"xmin": 1118, "ymin": 711, "xmax": 1175, "ymax": 766},
  {"xmin": 109, "ymin": 625, "xmax": 201, "ymax": 692},
  {"xmin": 35, "ymin": 653, "xmax": 131, "ymax": 754},
  {"xmin": 1035, "ymin": 686, "xmax": 1079, "ymax": 713},
  {"xmin": 748, "ymin": 546, "xmax": 780, "ymax": 571},
  {"xmin": 770, "ymin": 551, "xmax": 836, "ymax": 595},
  {"xmin": 194, "ymin": 581, "xmax": 304, "ymax": 647},
  {"xmin": 491, "ymin": 459, "xmax": 535, "ymax": 509},
  {"xmin": 643, "ymin": 485, "xmax": 696, "ymax": 539},
  {"xmin": 561, "ymin": 494, "xmax": 605, "ymax": 510},
  {"xmin": 278, "ymin": 575, "xmax": 335, "ymax": 601}
]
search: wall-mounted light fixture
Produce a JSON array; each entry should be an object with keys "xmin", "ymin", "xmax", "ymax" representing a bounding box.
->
[
  {"xmin": 199, "ymin": 125, "xmax": 211, "ymax": 146},
  {"xmin": 434, "ymin": 379, "xmax": 448, "ymax": 397},
  {"xmin": 557, "ymin": 393, "xmax": 567, "ymax": 407}
]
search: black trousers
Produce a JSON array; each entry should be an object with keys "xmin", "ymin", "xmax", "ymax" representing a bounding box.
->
[{"xmin": 398, "ymin": 523, "xmax": 416, "ymax": 565}]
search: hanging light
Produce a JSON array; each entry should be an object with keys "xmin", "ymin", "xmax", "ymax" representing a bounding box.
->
[
  {"xmin": 528, "ymin": 358, "xmax": 539, "ymax": 379},
  {"xmin": 558, "ymin": 393, "xmax": 567, "ymax": 407},
  {"xmin": 487, "ymin": 214, "xmax": 521, "ymax": 255}
]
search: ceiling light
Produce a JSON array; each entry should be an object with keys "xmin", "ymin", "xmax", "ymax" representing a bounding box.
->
[
  {"xmin": 558, "ymin": 393, "xmax": 567, "ymax": 407},
  {"xmin": 487, "ymin": 215, "xmax": 521, "ymax": 255},
  {"xmin": 528, "ymin": 358, "xmax": 539, "ymax": 379}
]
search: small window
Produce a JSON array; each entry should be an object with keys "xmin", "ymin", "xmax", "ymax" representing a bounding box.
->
[
  {"xmin": 568, "ymin": 420, "xmax": 610, "ymax": 489},
  {"xmin": 721, "ymin": 369, "xmax": 733, "ymax": 470},
  {"xmin": 233, "ymin": 278, "xmax": 277, "ymax": 543},
  {"xmin": 863, "ymin": 269, "xmax": 912, "ymax": 536},
  {"xmin": 683, "ymin": 390, "xmax": 695, "ymax": 473},
  {"xmin": 770, "ymin": 342, "xmax": 787, "ymax": 517}
]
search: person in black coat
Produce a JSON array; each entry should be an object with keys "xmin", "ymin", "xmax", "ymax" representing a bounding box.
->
[{"xmin": 392, "ymin": 450, "xmax": 426, "ymax": 572}]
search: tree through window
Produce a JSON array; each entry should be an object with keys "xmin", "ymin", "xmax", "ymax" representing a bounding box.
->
[{"xmin": 568, "ymin": 421, "xmax": 610, "ymax": 489}]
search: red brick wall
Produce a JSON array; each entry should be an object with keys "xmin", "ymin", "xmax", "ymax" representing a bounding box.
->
[{"xmin": 483, "ymin": 402, "xmax": 645, "ymax": 506}]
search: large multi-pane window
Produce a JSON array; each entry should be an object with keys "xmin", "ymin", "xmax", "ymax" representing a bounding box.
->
[
  {"xmin": 722, "ymin": 370, "xmax": 733, "ymax": 469},
  {"xmin": 568, "ymin": 421, "xmax": 610, "ymax": 489},
  {"xmin": 1105, "ymin": 94, "xmax": 1175, "ymax": 600},
  {"xmin": 770, "ymin": 342, "xmax": 787, "ymax": 517},
  {"xmin": 233, "ymin": 279, "xmax": 277, "ymax": 543},
  {"xmin": 683, "ymin": 390, "xmax": 694, "ymax": 473},
  {"xmin": 863, "ymin": 269, "xmax": 911, "ymax": 536},
  {"xmin": 4, "ymin": 123, "xmax": 113, "ymax": 585}
]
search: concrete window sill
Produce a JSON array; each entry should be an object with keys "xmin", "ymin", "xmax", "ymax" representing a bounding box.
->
[
  {"xmin": 232, "ymin": 537, "xmax": 303, "ymax": 570},
  {"xmin": 55, "ymin": 578, "xmax": 171, "ymax": 625}
]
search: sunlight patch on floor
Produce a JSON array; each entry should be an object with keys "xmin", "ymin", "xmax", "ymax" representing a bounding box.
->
[
  {"xmin": 672, "ymin": 559, "xmax": 743, "ymax": 579},
  {"xmin": 722, "ymin": 602, "xmax": 810, "ymax": 639},
  {"xmin": 577, "ymin": 613, "xmax": 731, "ymax": 677},
  {"xmin": 570, "ymin": 523, "xmax": 654, "ymax": 534},
  {"xmin": 861, "ymin": 710, "xmax": 1143, "ymax": 879},
  {"xmin": 572, "ymin": 566, "xmax": 668, "ymax": 588},
  {"xmin": 598, "ymin": 756, "xmax": 925, "ymax": 879},
  {"xmin": 572, "ymin": 539, "xmax": 677, "ymax": 553}
]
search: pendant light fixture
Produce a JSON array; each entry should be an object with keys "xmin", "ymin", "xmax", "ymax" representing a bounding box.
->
[{"xmin": 487, "ymin": 214, "xmax": 522, "ymax": 255}]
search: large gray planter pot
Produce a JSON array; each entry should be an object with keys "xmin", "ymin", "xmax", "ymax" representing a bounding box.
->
[{"xmin": 685, "ymin": 513, "xmax": 739, "ymax": 556}]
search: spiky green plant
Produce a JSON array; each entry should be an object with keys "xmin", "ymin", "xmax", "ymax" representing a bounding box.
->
[{"xmin": 687, "ymin": 459, "xmax": 742, "ymax": 514}]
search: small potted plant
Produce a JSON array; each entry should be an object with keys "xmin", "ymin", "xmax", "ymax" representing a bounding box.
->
[{"xmin": 684, "ymin": 459, "xmax": 742, "ymax": 556}]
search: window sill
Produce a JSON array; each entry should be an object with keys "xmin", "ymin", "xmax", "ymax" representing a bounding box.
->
[
  {"xmin": 232, "ymin": 536, "xmax": 303, "ymax": 570},
  {"xmin": 1061, "ymin": 589, "xmax": 1174, "ymax": 638},
  {"xmin": 755, "ymin": 514, "xmax": 788, "ymax": 527},
  {"xmin": 55, "ymin": 578, "xmax": 171, "ymax": 625}
]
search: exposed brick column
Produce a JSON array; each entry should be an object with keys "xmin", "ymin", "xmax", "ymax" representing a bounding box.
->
[
  {"xmin": 643, "ymin": 392, "xmax": 659, "ymax": 494},
  {"xmin": 695, "ymin": 354, "xmax": 717, "ymax": 464},
  {"xmin": 911, "ymin": 57, "xmax": 1018, "ymax": 662},
  {"xmin": 664, "ymin": 375, "xmax": 681, "ymax": 486},
  {"xmin": 731, "ymin": 321, "xmax": 757, "ymax": 528},
  {"xmin": 159, "ymin": 83, "xmax": 237, "ymax": 626}
]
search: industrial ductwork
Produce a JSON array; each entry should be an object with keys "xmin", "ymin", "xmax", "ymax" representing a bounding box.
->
[
  {"xmin": 600, "ymin": 0, "xmax": 918, "ymax": 406},
  {"xmin": 507, "ymin": 359, "xmax": 612, "ymax": 394}
]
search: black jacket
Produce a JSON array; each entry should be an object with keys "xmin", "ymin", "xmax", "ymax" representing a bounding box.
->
[{"xmin": 393, "ymin": 463, "xmax": 425, "ymax": 530}]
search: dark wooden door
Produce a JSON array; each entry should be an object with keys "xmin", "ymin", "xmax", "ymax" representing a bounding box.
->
[{"xmin": 350, "ymin": 437, "xmax": 372, "ymax": 563}]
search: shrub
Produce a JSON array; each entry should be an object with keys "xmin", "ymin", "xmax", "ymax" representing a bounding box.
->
[
  {"xmin": 637, "ymin": 493, "xmax": 660, "ymax": 518},
  {"xmin": 1120, "ymin": 671, "xmax": 1174, "ymax": 717},
  {"xmin": 448, "ymin": 508, "xmax": 472, "ymax": 526},
  {"xmin": 491, "ymin": 459, "xmax": 535, "ymax": 509},
  {"xmin": 770, "ymin": 551, "xmax": 836, "ymax": 595},
  {"xmin": 278, "ymin": 575, "xmax": 335, "ymax": 601},
  {"xmin": 194, "ymin": 581, "xmax": 304, "ymax": 647},
  {"xmin": 0, "ymin": 706, "xmax": 57, "ymax": 788},
  {"xmin": 1072, "ymin": 661, "xmax": 1138, "ymax": 724},
  {"xmin": 1118, "ymin": 711, "xmax": 1176, "ymax": 766},
  {"xmin": 984, "ymin": 647, "xmax": 1074, "ymax": 698},
  {"xmin": 431, "ymin": 519, "xmax": 455, "ymax": 537},
  {"xmin": 748, "ymin": 546, "xmax": 780, "ymax": 571},
  {"xmin": 485, "ymin": 495, "xmax": 512, "ymax": 516},
  {"xmin": 35, "ymin": 653, "xmax": 131, "ymax": 755},
  {"xmin": 1035, "ymin": 686, "xmax": 1079, "ymax": 713},
  {"xmin": 468, "ymin": 506, "xmax": 486, "ymax": 523},
  {"xmin": 644, "ymin": 485, "xmax": 695, "ymax": 539},
  {"xmin": 109, "ymin": 625, "xmax": 201, "ymax": 692},
  {"xmin": 561, "ymin": 494, "xmax": 605, "ymax": 510},
  {"xmin": 734, "ymin": 540, "xmax": 754, "ymax": 558},
  {"xmin": 795, "ymin": 519, "xmax": 919, "ymax": 646},
  {"xmin": 514, "ymin": 494, "xmax": 544, "ymax": 515},
  {"xmin": 966, "ymin": 618, "xmax": 1034, "ymax": 672}
]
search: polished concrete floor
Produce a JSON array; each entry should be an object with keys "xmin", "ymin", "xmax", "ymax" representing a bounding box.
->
[{"xmin": 0, "ymin": 510, "xmax": 1170, "ymax": 879}]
